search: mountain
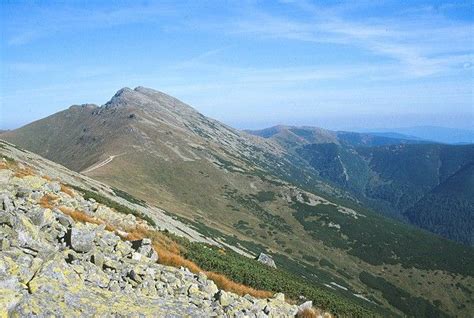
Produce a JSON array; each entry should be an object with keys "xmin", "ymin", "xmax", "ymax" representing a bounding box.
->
[
  {"xmin": 0, "ymin": 139, "xmax": 310, "ymax": 317},
  {"xmin": 246, "ymin": 125, "xmax": 424, "ymax": 148},
  {"xmin": 362, "ymin": 126, "xmax": 474, "ymax": 144},
  {"xmin": 249, "ymin": 125, "xmax": 474, "ymax": 245},
  {"xmin": 2, "ymin": 87, "xmax": 474, "ymax": 316}
]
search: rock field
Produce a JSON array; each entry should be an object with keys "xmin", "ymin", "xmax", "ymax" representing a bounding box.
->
[{"xmin": 0, "ymin": 141, "xmax": 301, "ymax": 317}]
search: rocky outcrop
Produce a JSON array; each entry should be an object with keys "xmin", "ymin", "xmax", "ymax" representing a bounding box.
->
[
  {"xmin": 257, "ymin": 253, "xmax": 277, "ymax": 268},
  {"xmin": 0, "ymin": 149, "xmax": 299, "ymax": 316}
]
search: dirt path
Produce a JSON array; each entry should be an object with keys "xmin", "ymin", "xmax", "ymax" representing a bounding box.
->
[{"xmin": 81, "ymin": 153, "xmax": 125, "ymax": 174}]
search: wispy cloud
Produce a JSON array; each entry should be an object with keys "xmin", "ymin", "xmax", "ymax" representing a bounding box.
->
[{"xmin": 222, "ymin": 0, "xmax": 473, "ymax": 77}]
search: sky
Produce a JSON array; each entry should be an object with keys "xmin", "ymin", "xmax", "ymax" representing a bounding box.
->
[{"xmin": 1, "ymin": 0, "xmax": 473, "ymax": 131}]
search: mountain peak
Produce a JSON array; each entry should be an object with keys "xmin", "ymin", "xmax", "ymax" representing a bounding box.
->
[
  {"xmin": 102, "ymin": 86, "xmax": 199, "ymax": 120},
  {"xmin": 103, "ymin": 86, "xmax": 164, "ymax": 109}
]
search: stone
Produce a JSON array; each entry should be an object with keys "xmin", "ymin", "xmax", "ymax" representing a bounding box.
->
[
  {"xmin": 199, "ymin": 280, "xmax": 219, "ymax": 298},
  {"xmin": 187, "ymin": 283, "xmax": 200, "ymax": 296},
  {"xmin": 30, "ymin": 208, "xmax": 55, "ymax": 228},
  {"xmin": 0, "ymin": 194, "xmax": 14, "ymax": 213},
  {"xmin": 46, "ymin": 182, "xmax": 61, "ymax": 193},
  {"xmin": 92, "ymin": 251, "xmax": 105, "ymax": 268},
  {"xmin": 217, "ymin": 290, "xmax": 233, "ymax": 307},
  {"xmin": 298, "ymin": 300, "xmax": 313, "ymax": 312},
  {"xmin": 115, "ymin": 240, "xmax": 133, "ymax": 257},
  {"xmin": 16, "ymin": 187, "xmax": 32, "ymax": 198},
  {"xmin": 131, "ymin": 238, "xmax": 158, "ymax": 262},
  {"xmin": 273, "ymin": 292, "xmax": 285, "ymax": 302},
  {"xmin": 11, "ymin": 214, "xmax": 42, "ymax": 250},
  {"xmin": 257, "ymin": 253, "xmax": 276, "ymax": 268},
  {"xmin": 70, "ymin": 226, "xmax": 96, "ymax": 253}
]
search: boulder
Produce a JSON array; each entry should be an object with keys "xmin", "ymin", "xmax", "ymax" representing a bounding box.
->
[
  {"xmin": 29, "ymin": 208, "xmax": 54, "ymax": 228},
  {"xmin": 70, "ymin": 225, "xmax": 96, "ymax": 253},
  {"xmin": 131, "ymin": 238, "xmax": 158, "ymax": 262},
  {"xmin": 46, "ymin": 182, "xmax": 61, "ymax": 193},
  {"xmin": 0, "ymin": 193, "xmax": 14, "ymax": 213},
  {"xmin": 257, "ymin": 253, "xmax": 276, "ymax": 268},
  {"xmin": 298, "ymin": 300, "xmax": 313, "ymax": 312},
  {"xmin": 217, "ymin": 290, "xmax": 233, "ymax": 307}
]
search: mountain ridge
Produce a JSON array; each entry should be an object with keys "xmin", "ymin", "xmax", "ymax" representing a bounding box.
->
[
  {"xmin": 2, "ymin": 86, "xmax": 473, "ymax": 316},
  {"xmin": 249, "ymin": 125, "xmax": 474, "ymax": 245}
]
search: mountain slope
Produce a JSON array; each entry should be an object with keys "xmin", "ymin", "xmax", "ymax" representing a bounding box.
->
[
  {"xmin": 3, "ymin": 87, "xmax": 474, "ymax": 317},
  {"xmin": 250, "ymin": 126, "xmax": 474, "ymax": 245},
  {"xmin": 405, "ymin": 162, "xmax": 474, "ymax": 245},
  {"xmin": 0, "ymin": 140, "xmax": 315, "ymax": 317}
]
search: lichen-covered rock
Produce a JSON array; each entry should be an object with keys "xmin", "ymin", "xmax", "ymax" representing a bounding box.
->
[{"xmin": 70, "ymin": 224, "xmax": 96, "ymax": 252}]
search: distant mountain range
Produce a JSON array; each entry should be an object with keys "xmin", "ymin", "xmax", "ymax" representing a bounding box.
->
[
  {"xmin": 1, "ymin": 87, "xmax": 473, "ymax": 317},
  {"xmin": 249, "ymin": 125, "xmax": 474, "ymax": 245},
  {"xmin": 359, "ymin": 126, "xmax": 474, "ymax": 144}
]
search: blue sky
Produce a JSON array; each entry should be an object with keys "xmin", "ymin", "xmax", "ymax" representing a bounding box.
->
[{"xmin": 1, "ymin": 0, "xmax": 473, "ymax": 130}]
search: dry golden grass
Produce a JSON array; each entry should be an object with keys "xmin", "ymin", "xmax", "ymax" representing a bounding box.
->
[
  {"xmin": 59, "ymin": 206, "xmax": 116, "ymax": 232},
  {"xmin": 13, "ymin": 166, "xmax": 35, "ymax": 178},
  {"xmin": 157, "ymin": 249, "xmax": 202, "ymax": 273},
  {"xmin": 60, "ymin": 184, "xmax": 75, "ymax": 197},
  {"xmin": 124, "ymin": 224, "xmax": 149, "ymax": 241},
  {"xmin": 42, "ymin": 175, "xmax": 52, "ymax": 181},
  {"xmin": 296, "ymin": 308, "xmax": 319, "ymax": 318},
  {"xmin": 0, "ymin": 157, "xmax": 17, "ymax": 170},
  {"xmin": 206, "ymin": 271, "xmax": 273, "ymax": 298},
  {"xmin": 39, "ymin": 194, "xmax": 59, "ymax": 209}
]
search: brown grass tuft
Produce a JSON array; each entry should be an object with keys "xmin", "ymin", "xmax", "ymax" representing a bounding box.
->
[
  {"xmin": 60, "ymin": 184, "xmax": 75, "ymax": 197},
  {"xmin": 39, "ymin": 194, "xmax": 59, "ymax": 209},
  {"xmin": 59, "ymin": 206, "xmax": 116, "ymax": 232},
  {"xmin": 296, "ymin": 308, "xmax": 319, "ymax": 318},
  {"xmin": 13, "ymin": 166, "xmax": 35, "ymax": 178},
  {"xmin": 125, "ymin": 224, "xmax": 149, "ymax": 241},
  {"xmin": 206, "ymin": 271, "xmax": 273, "ymax": 298},
  {"xmin": 157, "ymin": 249, "xmax": 202, "ymax": 273}
]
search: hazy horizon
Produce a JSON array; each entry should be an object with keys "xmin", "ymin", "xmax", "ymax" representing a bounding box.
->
[{"xmin": 1, "ymin": 1, "xmax": 473, "ymax": 131}]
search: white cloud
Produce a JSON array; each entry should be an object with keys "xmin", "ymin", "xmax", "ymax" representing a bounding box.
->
[{"xmin": 222, "ymin": 1, "xmax": 473, "ymax": 78}]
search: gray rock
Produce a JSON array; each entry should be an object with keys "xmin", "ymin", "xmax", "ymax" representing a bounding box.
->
[
  {"xmin": 16, "ymin": 187, "xmax": 32, "ymax": 198},
  {"xmin": 257, "ymin": 253, "xmax": 276, "ymax": 268},
  {"xmin": 46, "ymin": 182, "xmax": 61, "ymax": 193},
  {"xmin": 217, "ymin": 290, "xmax": 233, "ymax": 307},
  {"xmin": 298, "ymin": 300, "xmax": 313, "ymax": 312},
  {"xmin": 131, "ymin": 238, "xmax": 158, "ymax": 262},
  {"xmin": 0, "ymin": 193, "xmax": 14, "ymax": 213},
  {"xmin": 70, "ymin": 226, "xmax": 96, "ymax": 253},
  {"xmin": 29, "ymin": 208, "xmax": 55, "ymax": 228}
]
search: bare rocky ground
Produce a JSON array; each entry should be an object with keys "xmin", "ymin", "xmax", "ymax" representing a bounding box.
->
[{"xmin": 0, "ymin": 140, "xmax": 303, "ymax": 317}]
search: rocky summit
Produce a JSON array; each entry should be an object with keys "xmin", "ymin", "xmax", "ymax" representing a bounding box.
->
[{"xmin": 0, "ymin": 141, "xmax": 301, "ymax": 317}]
